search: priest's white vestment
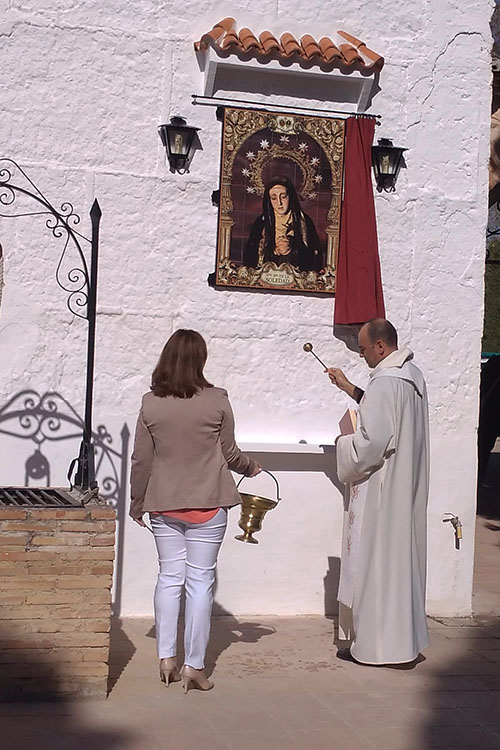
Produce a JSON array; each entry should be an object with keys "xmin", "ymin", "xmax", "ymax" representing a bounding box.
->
[{"xmin": 336, "ymin": 347, "xmax": 429, "ymax": 665}]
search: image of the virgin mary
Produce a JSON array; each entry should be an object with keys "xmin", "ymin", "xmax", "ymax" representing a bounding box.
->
[{"xmin": 243, "ymin": 176, "xmax": 323, "ymax": 272}]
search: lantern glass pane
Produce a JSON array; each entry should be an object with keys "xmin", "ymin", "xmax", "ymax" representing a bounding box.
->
[
  {"xmin": 168, "ymin": 128, "xmax": 190, "ymax": 156},
  {"xmin": 393, "ymin": 151, "xmax": 404, "ymax": 175},
  {"xmin": 379, "ymin": 152, "xmax": 394, "ymax": 175}
]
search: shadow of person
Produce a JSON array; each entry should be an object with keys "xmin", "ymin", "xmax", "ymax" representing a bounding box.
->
[
  {"xmin": 143, "ymin": 597, "xmax": 275, "ymax": 679},
  {"xmin": 144, "ymin": 607, "xmax": 276, "ymax": 678},
  {"xmin": 206, "ymin": 603, "xmax": 277, "ymax": 677}
]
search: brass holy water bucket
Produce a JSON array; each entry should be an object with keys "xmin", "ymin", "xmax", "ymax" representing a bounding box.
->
[{"xmin": 235, "ymin": 470, "xmax": 281, "ymax": 544}]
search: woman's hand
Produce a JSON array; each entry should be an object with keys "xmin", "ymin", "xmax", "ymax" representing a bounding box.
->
[
  {"xmin": 133, "ymin": 515, "xmax": 147, "ymax": 528},
  {"xmin": 275, "ymin": 237, "xmax": 291, "ymax": 256},
  {"xmin": 249, "ymin": 463, "xmax": 262, "ymax": 477}
]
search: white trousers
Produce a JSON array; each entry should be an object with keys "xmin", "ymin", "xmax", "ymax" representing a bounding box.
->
[{"xmin": 150, "ymin": 508, "xmax": 227, "ymax": 669}]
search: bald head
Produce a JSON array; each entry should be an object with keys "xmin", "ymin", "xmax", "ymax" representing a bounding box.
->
[
  {"xmin": 358, "ymin": 318, "xmax": 398, "ymax": 368},
  {"xmin": 362, "ymin": 319, "xmax": 398, "ymax": 348}
]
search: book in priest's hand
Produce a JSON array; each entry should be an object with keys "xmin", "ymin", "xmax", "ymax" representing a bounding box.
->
[{"xmin": 338, "ymin": 408, "xmax": 357, "ymax": 436}]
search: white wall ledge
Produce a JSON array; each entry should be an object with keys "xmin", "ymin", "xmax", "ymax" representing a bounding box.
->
[
  {"xmin": 196, "ymin": 46, "xmax": 377, "ymax": 111},
  {"xmin": 240, "ymin": 442, "xmax": 334, "ymax": 453}
]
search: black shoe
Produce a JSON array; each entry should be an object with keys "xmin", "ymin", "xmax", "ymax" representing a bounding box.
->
[{"xmin": 336, "ymin": 648, "xmax": 358, "ymax": 663}]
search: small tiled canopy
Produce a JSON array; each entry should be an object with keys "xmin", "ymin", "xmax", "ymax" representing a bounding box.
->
[{"xmin": 194, "ymin": 18, "xmax": 384, "ymax": 73}]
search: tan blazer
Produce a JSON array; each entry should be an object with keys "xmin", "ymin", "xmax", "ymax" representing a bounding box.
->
[{"xmin": 129, "ymin": 387, "xmax": 257, "ymax": 519}]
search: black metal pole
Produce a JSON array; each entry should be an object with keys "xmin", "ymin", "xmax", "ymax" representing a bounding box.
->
[
  {"xmin": 85, "ymin": 199, "xmax": 101, "ymax": 439},
  {"xmin": 74, "ymin": 199, "xmax": 101, "ymax": 491},
  {"xmin": 191, "ymin": 93, "xmax": 382, "ymax": 120}
]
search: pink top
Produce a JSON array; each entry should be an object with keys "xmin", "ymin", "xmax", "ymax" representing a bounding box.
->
[{"xmin": 151, "ymin": 508, "xmax": 219, "ymax": 523}]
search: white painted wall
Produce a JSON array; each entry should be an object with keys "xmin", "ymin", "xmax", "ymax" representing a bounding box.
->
[{"xmin": 0, "ymin": 1, "xmax": 493, "ymax": 616}]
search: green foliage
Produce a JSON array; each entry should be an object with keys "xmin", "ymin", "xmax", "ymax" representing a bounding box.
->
[{"xmin": 483, "ymin": 238, "xmax": 500, "ymax": 353}]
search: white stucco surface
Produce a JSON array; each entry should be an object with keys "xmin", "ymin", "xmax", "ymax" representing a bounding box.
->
[{"xmin": 0, "ymin": 1, "xmax": 493, "ymax": 616}]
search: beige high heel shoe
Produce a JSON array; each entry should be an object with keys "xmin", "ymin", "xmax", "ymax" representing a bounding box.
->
[
  {"xmin": 181, "ymin": 665, "xmax": 214, "ymax": 694},
  {"xmin": 159, "ymin": 657, "xmax": 182, "ymax": 687}
]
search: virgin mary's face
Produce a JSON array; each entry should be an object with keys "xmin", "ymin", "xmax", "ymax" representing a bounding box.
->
[{"xmin": 269, "ymin": 185, "xmax": 289, "ymax": 215}]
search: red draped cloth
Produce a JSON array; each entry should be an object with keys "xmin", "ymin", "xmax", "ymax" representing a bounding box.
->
[{"xmin": 334, "ymin": 117, "xmax": 385, "ymax": 325}]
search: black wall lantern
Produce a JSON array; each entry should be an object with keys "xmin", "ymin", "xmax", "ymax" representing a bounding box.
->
[
  {"xmin": 371, "ymin": 138, "xmax": 407, "ymax": 192},
  {"xmin": 158, "ymin": 116, "xmax": 200, "ymax": 174}
]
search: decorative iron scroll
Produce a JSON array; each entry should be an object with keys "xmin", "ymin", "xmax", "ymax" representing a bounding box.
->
[{"xmin": 0, "ymin": 158, "xmax": 91, "ymax": 318}]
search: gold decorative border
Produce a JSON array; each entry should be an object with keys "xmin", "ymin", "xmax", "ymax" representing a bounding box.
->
[{"xmin": 215, "ymin": 107, "xmax": 345, "ymax": 294}]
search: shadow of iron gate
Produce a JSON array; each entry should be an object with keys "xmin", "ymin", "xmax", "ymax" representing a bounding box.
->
[
  {"xmin": 0, "ymin": 389, "xmax": 129, "ymax": 614},
  {"xmin": 0, "ymin": 158, "xmax": 102, "ymax": 498},
  {"xmin": 0, "ymin": 160, "xmax": 132, "ymax": 614}
]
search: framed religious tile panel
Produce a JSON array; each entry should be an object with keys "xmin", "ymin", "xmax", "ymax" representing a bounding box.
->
[{"xmin": 214, "ymin": 106, "xmax": 345, "ymax": 294}]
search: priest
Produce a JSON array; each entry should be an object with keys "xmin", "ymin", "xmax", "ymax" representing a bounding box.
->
[{"xmin": 326, "ymin": 318, "xmax": 430, "ymax": 666}]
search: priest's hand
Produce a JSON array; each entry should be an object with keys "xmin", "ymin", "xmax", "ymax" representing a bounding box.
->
[{"xmin": 325, "ymin": 367, "xmax": 357, "ymax": 400}]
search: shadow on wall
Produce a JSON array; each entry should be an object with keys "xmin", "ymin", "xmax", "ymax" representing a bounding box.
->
[
  {"xmin": 213, "ymin": 65, "xmax": 381, "ymax": 109},
  {"xmin": 324, "ymin": 556, "xmax": 341, "ymax": 617},
  {"xmin": 333, "ymin": 323, "xmax": 362, "ymax": 353},
  {"xmin": 243, "ymin": 445, "xmax": 344, "ymax": 494},
  {"xmin": 0, "ymin": 390, "xmax": 130, "ymax": 615}
]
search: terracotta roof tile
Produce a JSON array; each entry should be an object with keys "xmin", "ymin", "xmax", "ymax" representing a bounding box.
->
[
  {"xmin": 239, "ymin": 27, "xmax": 260, "ymax": 52},
  {"xmin": 221, "ymin": 28, "xmax": 240, "ymax": 49},
  {"xmin": 195, "ymin": 19, "xmax": 384, "ymax": 72},
  {"xmin": 198, "ymin": 17, "xmax": 235, "ymax": 48},
  {"xmin": 337, "ymin": 30, "xmax": 383, "ymax": 66},
  {"xmin": 318, "ymin": 37, "xmax": 342, "ymax": 64},
  {"xmin": 339, "ymin": 44, "xmax": 364, "ymax": 66},
  {"xmin": 259, "ymin": 31, "xmax": 280, "ymax": 54},
  {"xmin": 280, "ymin": 32, "xmax": 302, "ymax": 58},
  {"xmin": 300, "ymin": 34, "xmax": 322, "ymax": 60}
]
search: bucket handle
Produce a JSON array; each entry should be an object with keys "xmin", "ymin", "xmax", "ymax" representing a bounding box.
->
[{"xmin": 237, "ymin": 469, "xmax": 281, "ymax": 503}]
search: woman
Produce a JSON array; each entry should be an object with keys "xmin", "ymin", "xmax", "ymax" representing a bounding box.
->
[
  {"xmin": 129, "ymin": 330, "xmax": 260, "ymax": 693},
  {"xmin": 243, "ymin": 175, "xmax": 323, "ymax": 271}
]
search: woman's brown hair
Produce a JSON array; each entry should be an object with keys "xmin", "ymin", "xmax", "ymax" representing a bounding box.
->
[{"xmin": 151, "ymin": 329, "xmax": 213, "ymax": 398}]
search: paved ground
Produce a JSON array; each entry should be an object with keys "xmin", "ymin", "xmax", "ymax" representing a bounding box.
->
[{"xmin": 1, "ymin": 457, "xmax": 500, "ymax": 750}]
